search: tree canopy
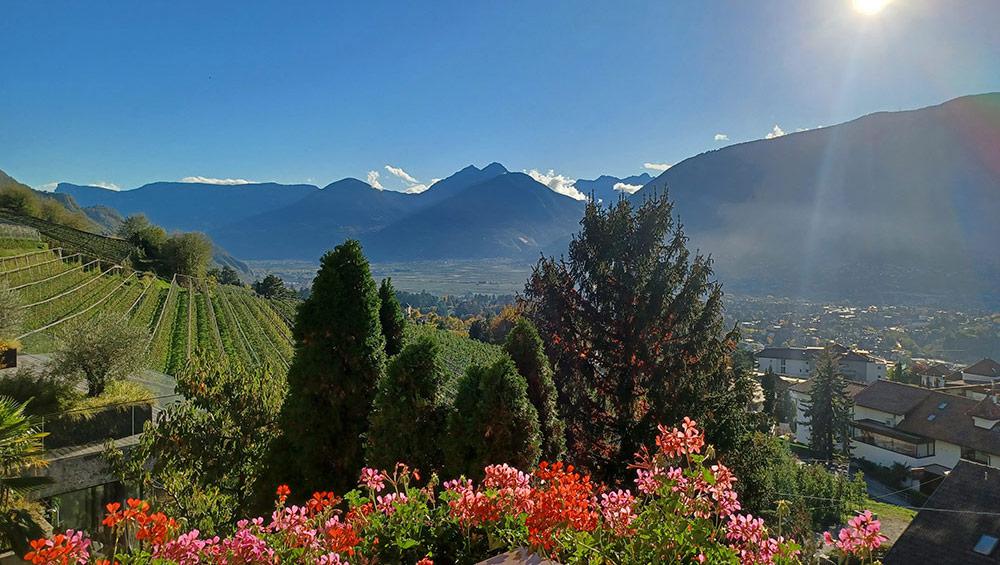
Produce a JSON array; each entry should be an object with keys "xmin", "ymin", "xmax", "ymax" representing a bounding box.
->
[
  {"xmin": 49, "ymin": 312, "xmax": 149, "ymax": 397},
  {"xmin": 276, "ymin": 239, "xmax": 386, "ymax": 494},
  {"xmin": 803, "ymin": 349, "xmax": 853, "ymax": 460},
  {"xmin": 523, "ymin": 193, "xmax": 759, "ymax": 485},
  {"xmin": 108, "ymin": 356, "xmax": 286, "ymax": 534}
]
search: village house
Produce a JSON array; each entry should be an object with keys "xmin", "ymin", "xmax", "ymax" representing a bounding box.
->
[
  {"xmin": 912, "ymin": 363, "xmax": 961, "ymax": 389},
  {"xmin": 756, "ymin": 344, "xmax": 887, "ymax": 383},
  {"xmin": 962, "ymin": 358, "xmax": 1000, "ymax": 384},
  {"xmin": 851, "ymin": 380, "xmax": 1000, "ymax": 491}
]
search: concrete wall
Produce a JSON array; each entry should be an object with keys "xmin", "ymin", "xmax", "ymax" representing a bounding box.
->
[{"xmin": 759, "ymin": 357, "xmax": 812, "ymax": 377}]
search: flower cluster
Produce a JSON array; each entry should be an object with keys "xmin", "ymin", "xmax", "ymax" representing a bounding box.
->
[
  {"xmin": 599, "ymin": 489, "xmax": 637, "ymax": 536},
  {"xmin": 656, "ymin": 416, "xmax": 705, "ymax": 458},
  {"xmin": 24, "ymin": 416, "xmax": 879, "ymax": 564},
  {"xmin": 525, "ymin": 462, "xmax": 599, "ymax": 550},
  {"xmin": 726, "ymin": 514, "xmax": 793, "ymax": 565},
  {"xmin": 25, "ymin": 530, "xmax": 90, "ymax": 565},
  {"xmin": 823, "ymin": 510, "xmax": 887, "ymax": 557}
]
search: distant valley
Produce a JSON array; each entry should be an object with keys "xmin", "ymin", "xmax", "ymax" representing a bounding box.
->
[{"xmin": 54, "ymin": 93, "xmax": 1000, "ymax": 306}]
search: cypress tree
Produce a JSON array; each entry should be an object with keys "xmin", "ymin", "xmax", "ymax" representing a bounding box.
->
[
  {"xmin": 379, "ymin": 278, "xmax": 406, "ymax": 357},
  {"xmin": 504, "ymin": 318, "xmax": 566, "ymax": 461},
  {"xmin": 366, "ymin": 336, "xmax": 449, "ymax": 472},
  {"xmin": 803, "ymin": 349, "xmax": 853, "ymax": 460},
  {"xmin": 278, "ymin": 240, "xmax": 386, "ymax": 493},
  {"xmin": 761, "ymin": 367, "xmax": 778, "ymax": 422},
  {"xmin": 444, "ymin": 357, "xmax": 541, "ymax": 479}
]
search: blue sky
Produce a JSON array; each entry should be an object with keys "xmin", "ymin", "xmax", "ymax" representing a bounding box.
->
[{"xmin": 1, "ymin": 0, "xmax": 998, "ymax": 193}]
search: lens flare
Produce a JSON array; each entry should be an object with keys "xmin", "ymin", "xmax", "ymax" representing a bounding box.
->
[{"xmin": 853, "ymin": 0, "xmax": 890, "ymax": 15}]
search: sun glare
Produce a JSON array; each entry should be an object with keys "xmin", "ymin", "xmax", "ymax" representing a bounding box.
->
[{"xmin": 853, "ymin": 0, "xmax": 890, "ymax": 15}]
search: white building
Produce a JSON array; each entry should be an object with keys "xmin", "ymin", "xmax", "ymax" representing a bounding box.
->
[
  {"xmin": 851, "ymin": 380, "xmax": 1000, "ymax": 491},
  {"xmin": 756, "ymin": 345, "xmax": 887, "ymax": 383}
]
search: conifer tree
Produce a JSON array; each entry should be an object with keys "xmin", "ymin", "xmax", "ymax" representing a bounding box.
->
[
  {"xmin": 378, "ymin": 278, "xmax": 406, "ymax": 357},
  {"xmin": 803, "ymin": 349, "xmax": 853, "ymax": 460},
  {"xmin": 761, "ymin": 367, "xmax": 778, "ymax": 423},
  {"xmin": 444, "ymin": 357, "xmax": 541, "ymax": 479},
  {"xmin": 278, "ymin": 240, "xmax": 386, "ymax": 493},
  {"xmin": 523, "ymin": 193, "xmax": 759, "ymax": 485},
  {"xmin": 504, "ymin": 318, "xmax": 566, "ymax": 460},
  {"xmin": 366, "ymin": 336, "xmax": 449, "ymax": 472}
]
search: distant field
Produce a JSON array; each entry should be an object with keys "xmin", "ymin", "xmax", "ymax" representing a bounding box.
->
[{"xmin": 245, "ymin": 259, "xmax": 535, "ymax": 295}]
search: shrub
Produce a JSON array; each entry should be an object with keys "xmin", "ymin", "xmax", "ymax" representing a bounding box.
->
[
  {"xmin": 503, "ymin": 318, "xmax": 565, "ymax": 461},
  {"xmin": 365, "ymin": 336, "xmax": 449, "ymax": 472},
  {"xmin": 444, "ymin": 356, "xmax": 541, "ymax": 479},
  {"xmin": 0, "ymin": 367, "xmax": 77, "ymax": 416}
]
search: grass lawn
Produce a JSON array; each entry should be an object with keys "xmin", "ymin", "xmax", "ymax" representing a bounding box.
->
[{"xmin": 864, "ymin": 497, "xmax": 917, "ymax": 546}]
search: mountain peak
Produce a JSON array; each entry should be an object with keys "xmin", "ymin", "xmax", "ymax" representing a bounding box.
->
[
  {"xmin": 322, "ymin": 178, "xmax": 374, "ymax": 191},
  {"xmin": 482, "ymin": 162, "xmax": 508, "ymax": 175}
]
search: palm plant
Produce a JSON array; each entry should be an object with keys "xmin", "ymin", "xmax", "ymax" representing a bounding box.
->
[{"xmin": 0, "ymin": 396, "xmax": 48, "ymax": 508}]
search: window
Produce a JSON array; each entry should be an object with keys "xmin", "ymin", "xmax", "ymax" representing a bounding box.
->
[
  {"xmin": 973, "ymin": 534, "xmax": 999, "ymax": 556},
  {"xmin": 962, "ymin": 447, "xmax": 990, "ymax": 465}
]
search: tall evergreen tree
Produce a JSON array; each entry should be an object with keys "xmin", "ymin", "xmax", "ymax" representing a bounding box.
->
[
  {"xmin": 523, "ymin": 193, "xmax": 759, "ymax": 485},
  {"xmin": 444, "ymin": 357, "xmax": 541, "ymax": 479},
  {"xmin": 803, "ymin": 349, "xmax": 853, "ymax": 460},
  {"xmin": 504, "ymin": 318, "xmax": 566, "ymax": 461},
  {"xmin": 761, "ymin": 367, "xmax": 778, "ymax": 423},
  {"xmin": 378, "ymin": 278, "xmax": 406, "ymax": 357},
  {"xmin": 366, "ymin": 336, "xmax": 449, "ymax": 472},
  {"xmin": 277, "ymin": 240, "xmax": 386, "ymax": 493}
]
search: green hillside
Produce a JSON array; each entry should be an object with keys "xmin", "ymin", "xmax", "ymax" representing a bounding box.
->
[{"xmin": 1, "ymin": 246, "xmax": 293, "ymax": 375}]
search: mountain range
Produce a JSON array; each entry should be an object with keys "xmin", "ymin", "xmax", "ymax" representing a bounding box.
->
[{"xmin": 52, "ymin": 92, "xmax": 1000, "ymax": 305}]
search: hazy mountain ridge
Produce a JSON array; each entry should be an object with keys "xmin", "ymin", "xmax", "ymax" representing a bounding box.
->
[{"xmin": 634, "ymin": 92, "xmax": 1000, "ymax": 305}]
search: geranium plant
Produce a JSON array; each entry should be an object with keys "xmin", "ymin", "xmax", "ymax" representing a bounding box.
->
[{"xmin": 25, "ymin": 417, "xmax": 884, "ymax": 564}]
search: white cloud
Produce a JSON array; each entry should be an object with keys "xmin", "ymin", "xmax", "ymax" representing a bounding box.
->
[
  {"xmin": 35, "ymin": 182, "xmax": 59, "ymax": 192},
  {"xmin": 180, "ymin": 176, "xmax": 254, "ymax": 185},
  {"xmin": 91, "ymin": 181, "xmax": 120, "ymax": 190},
  {"xmin": 384, "ymin": 165, "xmax": 419, "ymax": 184},
  {"xmin": 714, "ymin": 133, "xmax": 729, "ymax": 141},
  {"xmin": 525, "ymin": 169, "xmax": 587, "ymax": 201},
  {"xmin": 366, "ymin": 170, "xmax": 384, "ymax": 190},
  {"xmin": 765, "ymin": 124, "xmax": 785, "ymax": 139},
  {"xmin": 402, "ymin": 184, "xmax": 431, "ymax": 194},
  {"xmin": 643, "ymin": 162, "xmax": 672, "ymax": 172},
  {"xmin": 613, "ymin": 182, "xmax": 643, "ymax": 194}
]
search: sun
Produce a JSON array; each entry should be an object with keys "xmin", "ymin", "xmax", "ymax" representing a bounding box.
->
[{"xmin": 852, "ymin": 0, "xmax": 890, "ymax": 15}]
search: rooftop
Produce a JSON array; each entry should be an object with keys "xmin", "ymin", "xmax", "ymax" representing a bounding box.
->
[
  {"xmin": 965, "ymin": 359, "xmax": 1000, "ymax": 379},
  {"xmin": 886, "ymin": 460, "xmax": 1000, "ymax": 564},
  {"xmin": 854, "ymin": 380, "xmax": 1000, "ymax": 456}
]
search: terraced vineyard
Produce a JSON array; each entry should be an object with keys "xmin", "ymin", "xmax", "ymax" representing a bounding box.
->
[
  {"xmin": 0, "ymin": 211, "xmax": 134, "ymax": 263},
  {"xmin": 2, "ymin": 247, "xmax": 294, "ymax": 375},
  {"xmin": 404, "ymin": 324, "xmax": 506, "ymax": 401}
]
